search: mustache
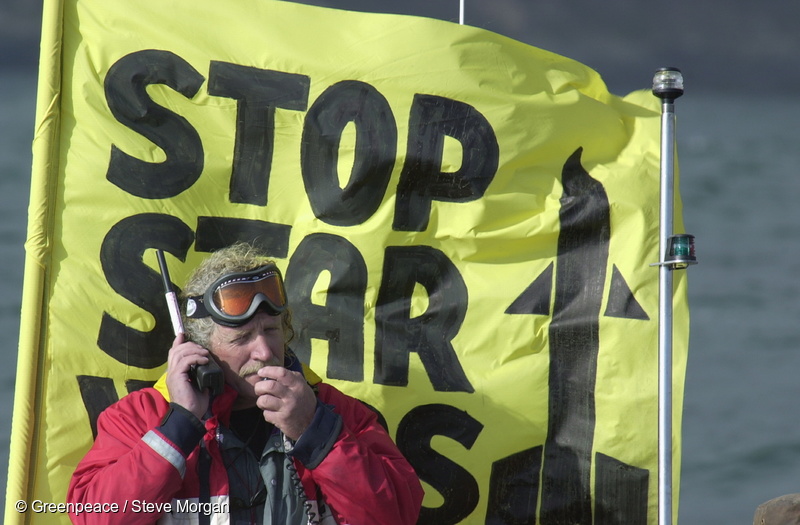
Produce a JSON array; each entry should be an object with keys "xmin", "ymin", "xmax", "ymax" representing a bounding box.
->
[{"xmin": 238, "ymin": 359, "xmax": 281, "ymax": 378}]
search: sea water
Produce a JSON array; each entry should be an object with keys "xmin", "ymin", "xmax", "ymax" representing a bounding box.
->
[
  {"xmin": 678, "ymin": 92, "xmax": 800, "ymax": 524},
  {"xmin": 0, "ymin": 70, "xmax": 34, "ymax": 518},
  {"xmin": 2, "ymin": 69, "xmax": 800, "ymax": 524}
]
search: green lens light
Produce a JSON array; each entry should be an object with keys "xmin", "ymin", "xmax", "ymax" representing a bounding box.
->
[
  {"xmin": 666, "ymin": 234, "xmax": 696, "ymax": 268},
  {"xmin": 671, "ymin": 236, "xmax": 692, "ymax": 257}
]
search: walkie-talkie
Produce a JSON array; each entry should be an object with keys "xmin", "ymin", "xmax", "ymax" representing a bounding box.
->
[{"xmin": 156, "ymin": 249, "xmax": 224, "ymax": 397}]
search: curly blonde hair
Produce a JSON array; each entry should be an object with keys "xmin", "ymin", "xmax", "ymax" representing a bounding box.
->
[{"xmin": 180, "ymin": 242, "xmax": 294, "ymax": 348}]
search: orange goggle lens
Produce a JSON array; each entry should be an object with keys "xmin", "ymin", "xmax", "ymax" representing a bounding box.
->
[{"xmin": 211, "ymin": 269, "xmax": 286, "ymax": 317}]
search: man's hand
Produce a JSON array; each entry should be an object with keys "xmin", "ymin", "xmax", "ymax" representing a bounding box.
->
[
  {"xmin": 165, "ymin": 333, "xmax": 212, "ymax": 420},
  {"xmin": 254, "ymin": 366, "xmax": 317, "ymax": 441}
]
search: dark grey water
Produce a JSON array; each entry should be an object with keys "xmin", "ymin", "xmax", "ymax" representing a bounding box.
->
[
  {"xmin": 2, "ymin": 67, "xmax": 798, "ymax": 523},
  {"xmin": 678, "ymin": 93, "xmax": 800, "ymax": 524},
  {"xmin": 0, "ymin": 70, "xmax": 33, "ymax": 518}
]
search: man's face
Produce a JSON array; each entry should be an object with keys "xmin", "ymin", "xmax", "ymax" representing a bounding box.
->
[{"xmin": 209, "ymin": 311, "xmax": 286, "ymax": 402}]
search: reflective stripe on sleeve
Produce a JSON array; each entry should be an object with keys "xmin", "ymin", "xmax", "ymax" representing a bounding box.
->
[{"xmin": 143, "ymin": 430, "xmax": 187, "ymax": 478}]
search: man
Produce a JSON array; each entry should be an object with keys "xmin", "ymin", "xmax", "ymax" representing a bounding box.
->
[{"xmin": 68, "ymin": 243, "xmax": 424, "ymax": 524}]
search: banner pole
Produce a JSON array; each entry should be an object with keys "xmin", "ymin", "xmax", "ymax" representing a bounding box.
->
[
  {"xmin": 459, "ymin": 0, "xmax": 465, "ymax": 24},
  {"xmin": 652, "ymin": 67, "xmax": 692, "ymax": 525}
]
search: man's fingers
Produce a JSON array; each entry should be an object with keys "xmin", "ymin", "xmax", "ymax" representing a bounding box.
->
[
  {"xmin": 169, "ymin": 342, "xmax": 209, "ymax": 368},
  {"xmin": 254, "ymin": 375, "xmax": 288, "ymax": 398}
]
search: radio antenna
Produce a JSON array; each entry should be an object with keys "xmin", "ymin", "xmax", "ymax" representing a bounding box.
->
[{"xmin": 156, "ymin": 249, "xmax": 184, "ymax": 336}]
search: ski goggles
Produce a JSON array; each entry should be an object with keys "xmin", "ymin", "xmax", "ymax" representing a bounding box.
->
[{"xmin": 186, "ymin": 264, "xmax": 287, "ymax": 327}]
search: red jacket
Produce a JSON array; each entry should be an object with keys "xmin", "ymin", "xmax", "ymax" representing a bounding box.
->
[{"xmin": 68, "ymin": 374, "xmax": 423, "ymax": 524}]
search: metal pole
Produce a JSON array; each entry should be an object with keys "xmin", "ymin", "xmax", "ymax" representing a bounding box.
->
[
  {"xmin": 658, "ymin": 96, "xmax": 676, "ymax": 525},
  {"xmin": 459, "ymin": 0, "xmax": 465, "ymax": 24},
  {"xmin": 652, "ymin": 67, "xmax": 685, "ymax": 525}
]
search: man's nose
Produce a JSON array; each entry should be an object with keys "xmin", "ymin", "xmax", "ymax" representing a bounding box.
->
[{"xmin": 251, "ymin": 333, "xmax": 277, "ymax": 362}]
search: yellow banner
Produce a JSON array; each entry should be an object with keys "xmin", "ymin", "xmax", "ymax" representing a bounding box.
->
[{"xmin": 7, "ymin": 0, "xmax": 689, "ymax": 523}]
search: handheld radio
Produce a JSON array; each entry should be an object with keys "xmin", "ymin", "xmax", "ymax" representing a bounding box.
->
[{"xmin": 156, "ymin": 249, "xmax": 224, "ymax": 397}]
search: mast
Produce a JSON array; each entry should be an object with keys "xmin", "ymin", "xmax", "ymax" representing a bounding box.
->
[{"xmin": 651, "ymin": 67, "xmax": 696, "ymax": 525}]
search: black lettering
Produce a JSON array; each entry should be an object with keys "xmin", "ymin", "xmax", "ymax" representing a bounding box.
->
[
  {"xmin": 78, "ymin": 376, "xmax": 158, "ymax": 439},
  {"xmin": 105, "ymin": 50, "xmax": 205, "ymax": 198},
  {"xmin": 208, "ymin": 61, "xmax": 310, "ymax": 205},
  {"xmin": 540, "ymin": 148, "xmax": 608, "ymax": 524},
  {"xmin": 496, "ymin": 149, "xmax": 648, "ymax": 523},
  {"xmin": 77, "ymin": 376, "xmax": 119, "ymax": 439},
  {"xmin": 194, "ymin": 216, "xmax": 291, "ymax": 257},
  {"xmin": 485, "ymin": 446, "xmax": 543, "ymax": 525},
  {"xmin": 301, "ymin": 80, "xmax": 397, "ymax": 225},
  {"xmin": 374, "ymin": 246, "xmax": 473, "ymax": 392},
  {"xmin": 506, "ymin": 262, "xmax": 554, "ymax": 316},
  {"xmin": 604, "ymin": 265, "xmax": 649, "ymax": 320},
  {"xmin": 594, "ymin": 452, "xmax": 648, "ymax": 525},
  {"xmin": 126, "ymin": 379, "xmax": 156, "ymax": 393},
  {"xmin": 98, "ymin": 213, "xmax": 194, "ymax": 368},
  {"xmin": 393, "ymin": 94, "xmax": 499, "ymax": 231},
  {"xmin": 397, "ymin": 404, "xmax": 482, "ymax": 525},
  {"xmin": 285, "ymin": 233, "xmax": 366, "ymax": 381}
]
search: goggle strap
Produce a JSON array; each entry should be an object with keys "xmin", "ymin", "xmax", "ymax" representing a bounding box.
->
[{"xmin": 186, "ymin": 296, "xmax": 210, "ymax": 319}]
